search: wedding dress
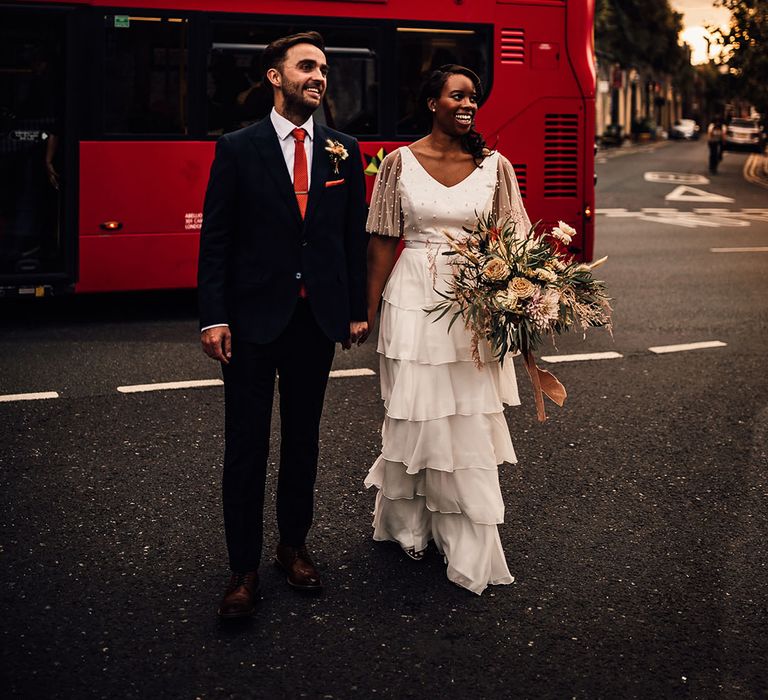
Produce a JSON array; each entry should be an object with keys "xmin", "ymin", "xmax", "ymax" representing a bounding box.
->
[{"xmin": 365, "ymin": 146, "xmax": 531, "ymax": 594}]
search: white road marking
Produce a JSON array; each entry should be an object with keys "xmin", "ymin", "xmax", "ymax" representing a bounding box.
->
[
  {"xmin": 117, "ymin": 379, "xmax": 224, "ymax": 393},
  {"xmin": 711, "ymin": 246, "xmax": 768, "ymax": 253},
  {"xmin": 329, "ymin": 368, "xmax": 376, "ymax": 378},
  {"xmin": 665, "ymin": 185, "xmax": 734, "ymax": 203},
  {"xmin": 644, "ymin": 172, "xmax": 709, "ymax": 185},
  {"xmin": 0, "ymin": 391, "xmax": 59, "ymax": 402},
  {"xmin": 116, "ymin": 370, "xmax": 376, "ymax": 394},
  {"xmin": 744, "ymin": 153, "xmax": 768, "ymax": 189},
  {"xmin": 540, "ymin": 352, "xmax": 623, "ymax": 363},
  {"xmin": 598, "ymin": 208, "xmax": 754, "ymax": 228},
  {"xmin": 649, "ymin": 340, "xmax": 727, "ymax": 354}
]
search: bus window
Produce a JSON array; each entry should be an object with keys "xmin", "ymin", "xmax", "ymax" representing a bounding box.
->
[
  {"xmin": 395, "ymin": 26, "xmax": 491, "ymax": 136},
  {"xmin": 0, "ymin": 11, "xmax": 65, "ymax": 276},
  {"xmin": 207, "ymin": 23, "xmax": 378, "ymax": 137},
  {"xmin": 103, "ymin": 15, "xmax": 188, "ymax": 135}
]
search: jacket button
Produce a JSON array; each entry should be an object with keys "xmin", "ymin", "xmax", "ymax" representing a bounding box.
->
[{"xmin": 295, "ymin": 272, "xmax": 302, "ymax": 280}]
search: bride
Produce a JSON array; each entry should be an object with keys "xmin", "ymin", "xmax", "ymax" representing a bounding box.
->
[{"xmin": 362, "ymin": 64, "xmax": 532, "ymax": 595}]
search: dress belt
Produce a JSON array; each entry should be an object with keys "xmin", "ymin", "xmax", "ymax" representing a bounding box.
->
[{"xmin": 403, "ymin": 239, "xmax": 449, "ymax": 249}]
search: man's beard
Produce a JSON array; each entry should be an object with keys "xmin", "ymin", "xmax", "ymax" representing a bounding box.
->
[{"xmin": 282, "ymin": 79, "xmax": 321, "ymax": 119}]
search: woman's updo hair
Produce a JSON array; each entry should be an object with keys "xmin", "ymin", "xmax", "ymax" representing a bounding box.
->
[{"xmin": 419, "ymin": 64, "xmax": 490, "ymax": 162}]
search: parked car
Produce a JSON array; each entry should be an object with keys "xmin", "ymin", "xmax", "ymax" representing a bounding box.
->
[
  {"xmin": 670, "ymin": 118, "xmax": 700, "ymax": 140},
  {"xmin": 723, "ymin": 118, "xmax": 765, "ymax": 152}
]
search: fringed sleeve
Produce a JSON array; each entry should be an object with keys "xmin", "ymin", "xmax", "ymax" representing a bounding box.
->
[
  {"xmin": 493, "ymin": 154, "xmax": 532, "ymax": 238},
  {"xmin": 365, "ymin": 149, "xmax": 403, "ymax": 238}
]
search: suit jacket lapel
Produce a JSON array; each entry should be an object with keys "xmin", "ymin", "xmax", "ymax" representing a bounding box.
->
[
  {"xmin": 304, "ymin": 124, "xmax": 331, "ymax": 227},
  {"xmin": 248, "ymin": 118, "xmax": 302, "ymax": 226}
]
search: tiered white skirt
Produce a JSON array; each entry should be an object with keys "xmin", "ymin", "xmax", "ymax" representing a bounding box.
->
[{"xmin": 365, "ymin": 246, "xmax": 520, "ymax": 594}]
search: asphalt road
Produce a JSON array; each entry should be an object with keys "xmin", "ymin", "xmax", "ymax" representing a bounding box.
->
[{"xmin": 2, "ymin": 139, "xmax": 767, "ymax": 699}]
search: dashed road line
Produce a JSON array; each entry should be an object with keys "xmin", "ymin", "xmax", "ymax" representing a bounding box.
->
[
  {"xmin": 541, "ymin": 351, "xmax": 623, "ymax": 363},
  {"xmin": 117, "ymin": 379, "xmax": 224, "ymax": 394},
  {"xmin": 649, "ymin": 340, "xmax": 727, "ymax": 354},
  {"xmin": 711, "ymin": 246, "xmax": 768, "ymax": 253},
  {"xmin": 117, "ymin": 370, "xmax": 377, "ymax": 394},
  {"xmin": 0, "ymin": 391, "xmax": 59, "ymax": 403},
  {"xmin": 328, "ymin": 368, "xmax": 377, "ymax": 378}
]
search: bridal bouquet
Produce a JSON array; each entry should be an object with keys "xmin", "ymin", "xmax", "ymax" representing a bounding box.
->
[{"xmin": 427, "ymin": 214, "xmax": 612, "ymax": 421}]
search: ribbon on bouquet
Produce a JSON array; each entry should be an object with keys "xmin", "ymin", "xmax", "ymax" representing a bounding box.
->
[{"xmin": 522, "ymin": 350, "xmax": 567, "ymax": 422}]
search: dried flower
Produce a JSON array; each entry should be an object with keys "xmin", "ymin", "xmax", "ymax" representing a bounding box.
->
[
  {"xmin": 510, "ymin": 276, "xmax": 537, "ymax": 299},
  {"xmin": 494, "ymin": 289, "xmax": 519, "ymax": 311},
  {"xmin": 483, "ymin": 258, "xmax": 510, "ymax": 282},
  {"xmin": 529, "ymin": 267, "xmax": 558, "ymax": 283},
  {"xmin": 325, "ymin": 139, "xmax": 349, "ymax": 174}
]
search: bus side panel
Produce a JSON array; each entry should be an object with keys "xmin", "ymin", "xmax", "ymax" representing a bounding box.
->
[
  {"xmin": 483, "ymin": 3, "xmax": 594, "ymax": 260},
  {"xmin": 77, "ymin": 141, "xmax": 214, "ymax": 292}
]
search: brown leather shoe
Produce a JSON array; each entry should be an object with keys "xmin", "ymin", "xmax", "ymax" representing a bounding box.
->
[
  {"xmin": 218, "ymin": 571, "xmax": 260, "ymax": 619},
  {"xmin": 275, "ymin": 544, "xmax": 322, "ymax": 591}
]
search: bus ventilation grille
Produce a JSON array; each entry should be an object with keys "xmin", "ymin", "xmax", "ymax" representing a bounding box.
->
[
  {"xmin": 500, "ymin": 29, "xmax": 525, "ymax": 64},
  {"xmin": 512, "ymin": 164, "xmax": 527, "ymax": 198},
  {"xmin": 544, "ymin": 114, "xmax": 578, "ymax": 198}
]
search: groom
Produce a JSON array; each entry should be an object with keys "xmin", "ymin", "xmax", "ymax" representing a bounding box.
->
[{"xmin": 198, "ymin": 31, "xmax": 368, "ymax": 619}]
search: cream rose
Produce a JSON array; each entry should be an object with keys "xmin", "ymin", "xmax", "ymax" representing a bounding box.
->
[
  {"xmin": 530, "ymin": 267, "xmax": 558, "ymax": 283},
  {"xmin": 509, "ymin": 276, "xmax": 536, "ymax": 299},
  {"xmin": 557, "ymin": 220, "xmax": 577, "ymax": 238},
  {"xmin": 482, "ymin": 258, "xmax": 510, "ymax": 282},
  {"xmin": 494, "ymin": 290, "xmax": 519, "ymax": 311}
]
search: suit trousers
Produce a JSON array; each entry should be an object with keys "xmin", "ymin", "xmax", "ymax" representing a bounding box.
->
[{"xmin": 221, "ymin": 299, "xmax": 335, "ymax": 572}]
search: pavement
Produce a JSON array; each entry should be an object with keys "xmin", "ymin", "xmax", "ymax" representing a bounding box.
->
[{"xmin": 2, "ymin": 139, "xmax": 767, "ymax": 699}]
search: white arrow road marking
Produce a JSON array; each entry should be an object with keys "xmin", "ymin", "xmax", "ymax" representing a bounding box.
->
[
  {"xmin": 649, "ymin": 340, "xmax": 727, "ymax": 354},
  {"xmin": 0, "ymin": 391, "xmax": 59, "ymax": 402},
  {"xmin": 541, "ymin": 352, "xmax": 623, "ymax": 363},
  {"xmin": 665, "ymin": 185, "xmax": 734, "ymax": 203},
  {"xmin": 645, "ymin": 172, "xmax": 710, "ymax": 185},
  {"xmin": 118, "ymin": 379, "xmax": 224, "ymax": 393}
]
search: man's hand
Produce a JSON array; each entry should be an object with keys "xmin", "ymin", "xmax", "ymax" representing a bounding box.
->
[
  {"xmin": 201, "ymin": 326, "xmax": 232, "ymax": 363},
  {"xmin": 342, "ymin": 320, "xmax": 369, "ymax": 349}
]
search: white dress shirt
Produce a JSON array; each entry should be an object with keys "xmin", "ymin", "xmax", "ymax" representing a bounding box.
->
[
  {"xmin": 269, "ymin": 107, "xmax": 314, "ymax": 189},
  {"xmin": 201, "ymin": 108, "xmax": 315, "ymax": 333}
]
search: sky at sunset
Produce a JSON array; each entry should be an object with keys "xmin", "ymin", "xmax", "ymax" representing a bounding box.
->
[{"xmin": 671, "ymin": 0, "xmax": 732, "ymax": 64}]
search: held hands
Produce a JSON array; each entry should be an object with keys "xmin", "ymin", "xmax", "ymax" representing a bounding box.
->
[
  {"xmin": 201, "ymin": 326, "xmax": 232, "ymax": 364},
  {"xmin": 343, "ymin": 321, "xmax": 369, "ymax": 349}
]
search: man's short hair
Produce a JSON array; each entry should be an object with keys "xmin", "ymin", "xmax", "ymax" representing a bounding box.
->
[{"xmin": 262, "ymin": 31, "xmax": 326, "ymax": 77}]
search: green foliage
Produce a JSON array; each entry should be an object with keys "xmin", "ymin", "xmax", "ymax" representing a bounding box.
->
[
  {"xmin": 713, "ymin": 0, "xmax": 768, "ymax": 114},
  {"xmin": 595, "ymin": 0, "xmax": 688, "ymax": 79}
]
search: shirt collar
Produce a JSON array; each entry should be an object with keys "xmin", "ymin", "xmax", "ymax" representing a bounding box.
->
[{"xmin": 270, "ymin": 107, "xmax": 314, "ymax": 142}]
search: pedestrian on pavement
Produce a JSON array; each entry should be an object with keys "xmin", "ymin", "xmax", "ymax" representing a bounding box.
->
[
  {"xmin": 362, "ymin": 65, "xmax": 530, "ymax": 594},
  {"xmin": 197, "ymin": 31, "xmax": 368, "ymax": 619},
  {"xmin": 707, "ymin": 117, "xmax": 725, "ymax": 174}
]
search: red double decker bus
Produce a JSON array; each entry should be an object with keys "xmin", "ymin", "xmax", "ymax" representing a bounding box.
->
[{"xmin": 0, "ymin": 0, "xmax": 595, "ymax": 296}]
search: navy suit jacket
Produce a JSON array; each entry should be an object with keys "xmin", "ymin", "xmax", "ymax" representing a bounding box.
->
[{"xmin": 197, "ymin": 118, "xmax": 368, "ymax": 343}]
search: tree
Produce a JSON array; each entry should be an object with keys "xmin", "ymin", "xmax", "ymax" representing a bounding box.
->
[
  {"xmin": 595, "ymin": 0, "xmax": 688, "ymax": 76},
  {"xmin": 713, "ymin": 0, "xmax": 768, "ymax": 114}
]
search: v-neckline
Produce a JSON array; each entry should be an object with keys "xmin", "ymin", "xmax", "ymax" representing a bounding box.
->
[{"xmin": 405, "ymin": 146, "xmax": 487, "ymax": 189}]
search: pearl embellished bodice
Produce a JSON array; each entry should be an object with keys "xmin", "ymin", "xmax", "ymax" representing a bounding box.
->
[{"xmin": 398, "ymin": 147, "xmax": 499, "ymax": 245}]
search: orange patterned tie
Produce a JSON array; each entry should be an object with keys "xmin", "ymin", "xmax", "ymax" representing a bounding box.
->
[{"xmin": 292, "ymin": 128, "xmax": 308, "ymax": 218}]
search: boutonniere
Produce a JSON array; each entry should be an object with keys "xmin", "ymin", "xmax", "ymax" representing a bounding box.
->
[{"xmin": 325, "ymin": 139, "xmax": 349, "ymax": 175}]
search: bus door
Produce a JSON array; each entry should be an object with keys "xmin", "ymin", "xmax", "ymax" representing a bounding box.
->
[{"xmin": 0, "ymin": 6, "xmax": 75, "ymax": 295}]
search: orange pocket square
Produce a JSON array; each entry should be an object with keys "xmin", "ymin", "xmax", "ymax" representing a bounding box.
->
[{"xmin": 325, "ymin": 178, "xmax": 345, "ymax": 188}]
